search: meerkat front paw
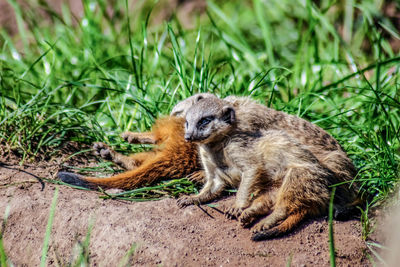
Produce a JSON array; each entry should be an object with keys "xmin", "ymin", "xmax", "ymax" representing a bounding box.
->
[
  {"xmin": 186, "ymin": 171, "xmax": 205, "ymax": 184},
  {"xmin": 238, "ymin": 210, "xmax": 256, "ymax": 227},
  {"xmin": 121, "ymin": 132, "xmax": 155, "ymax": 144},
  {"xmin": 177, "ymin": 196, "xmax": 199, "ymax": 208},
  {"xmin": 224, "ymin": 206, "xmax": 244, "ymax": 220},
  {"xmin": 252, "ymin": 223, "xmax": 264, "ymax": 233},
  {"xmin": 121, "ymin": 132, "xmax": 137, "ymax": 144},
  {"xmin": 93, "ymin": 142, "xmax": 114, "ymax": 160},
  {"xmin": 252, "ymin": 221, "xmax": 274, "ymax": 233}
]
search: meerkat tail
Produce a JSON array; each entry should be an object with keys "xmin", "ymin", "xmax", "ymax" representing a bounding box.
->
[
  {"xmin": 58, "ymin": 153, "xmax": 197, "ymax": 190},
  {"xmin": 251, "ymin": 210, "xmax": 307, "ymax": 241},
  {"xmin": 58, "ymin": 172, "xmax": 94, "ymax": 189}
]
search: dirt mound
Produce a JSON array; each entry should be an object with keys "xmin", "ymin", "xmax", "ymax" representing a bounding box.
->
[{"xmin": 0, "ymin": 158, "xmax": 369, "ymax": 266}]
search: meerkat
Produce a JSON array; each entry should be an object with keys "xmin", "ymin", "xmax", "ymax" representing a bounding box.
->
[
  {"xmin": 58, "ymin": 93, "xmax": 217, "ymax": 190},
  {"xmin": 177, "ymin": 96, "xmax": 359, "ymax": 241}
]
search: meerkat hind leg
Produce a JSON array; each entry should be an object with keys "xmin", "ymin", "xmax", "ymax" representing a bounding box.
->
[
  {"xmin": 93, "ymin": 142, "xmax": 138, "ymax": 170},
  {"xmin": 251, "ymin": 166, "xmax": 325, "ymax": 240},
  {"xmin": 251, "ymin": 209, "xmax": 307, "ymax": 241},
  {"xmin": 239, "ymin": 192, "xmax": 275, "ymax": 227},
  {"xmin": 252, "ymin": 206, "xmax": 288, "ymax": 232},
  {"xmin": 93, "ymin": 142, "xmax": 158, "ymax": 170},
  {"xmin": 126, "ymin": 151, "xmax": 157, "ymax": 167},
  {"xmin": 225, "ymin": 169, "xmax": 262, "ymax": 219}
]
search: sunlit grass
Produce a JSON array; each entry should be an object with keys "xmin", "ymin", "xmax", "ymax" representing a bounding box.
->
[{"xmin": 0, "ymin": 0, "xmax": 399, "ymax": 232}]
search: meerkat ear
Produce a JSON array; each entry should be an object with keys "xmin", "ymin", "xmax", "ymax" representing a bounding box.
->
[
  {"xmin": 196, "ymin": 95, "xmax": 204, "ymax": 102},
  {"xmin": 221, "ymin": 106, "xmax": 235, "ymax": 124}
]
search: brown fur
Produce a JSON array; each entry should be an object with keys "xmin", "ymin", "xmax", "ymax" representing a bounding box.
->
[
  {"xmin": 87, "ymin": 117, "xmax": 201, "ymax": 189},
  {"xmin": 58, "ymin": 93, "xmax": 218, "ymax": 190},
  {"xmin": 178, "ymin": 95, "xmax": 360, "ymax": 240},
  {"xmin": 59, "ymin": 116, "xmax": 203, "ymax": 190}
]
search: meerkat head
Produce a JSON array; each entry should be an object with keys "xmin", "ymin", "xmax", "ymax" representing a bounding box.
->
[
  {"xmin": 170, "ymin": 93, "xmax": 217, "ymax": 117},
  {"xmin": 184, "ymin": 98, "xmax": 236, "ymax": 144}
]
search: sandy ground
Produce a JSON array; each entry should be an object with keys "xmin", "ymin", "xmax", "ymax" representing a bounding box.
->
[{"xmin": 0, "ymin": 157, "xmax": 370, "ymax": 266}]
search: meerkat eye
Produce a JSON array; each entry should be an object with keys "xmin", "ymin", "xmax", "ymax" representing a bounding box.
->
[
  {"xmin": 197, "ymin": 116, "xmax": 214, "ymax": 128},
  {"xmin": 172, "ymin": 110, "xmax": 183, "ymax": 116},
  {"xmin": 185, "ymin": 121, "xmax": 188, "ymax": 128}
]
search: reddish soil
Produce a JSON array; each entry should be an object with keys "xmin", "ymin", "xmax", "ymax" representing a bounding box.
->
[{"xmin": 0, "ymin": 155, "xmax": 371, "ymax": 266}]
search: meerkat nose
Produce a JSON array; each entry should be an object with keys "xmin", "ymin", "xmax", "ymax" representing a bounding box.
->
[{"xmin": 184, "ymin": 133, "xmax": 193, "ymax": 141}]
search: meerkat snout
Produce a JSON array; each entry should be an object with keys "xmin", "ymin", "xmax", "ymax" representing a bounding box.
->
[
  {"xmin": 184, "ymin": 120, "xmax": 194, "ymax": 141},
  {"xmin": 184, "ymin": 131, "xmax": 194, "ymax": 141},
  {"xmin": 184, "ymin": 121, "xmax": 204, "ymax": 142}
]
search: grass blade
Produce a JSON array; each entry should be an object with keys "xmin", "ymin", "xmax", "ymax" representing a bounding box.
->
[{"xmin": 40, "ymin": 187, "xmax": 59, "ymax": 267}]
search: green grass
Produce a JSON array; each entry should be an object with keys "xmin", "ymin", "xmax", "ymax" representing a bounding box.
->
[
  {"xmin": 40, "ymin": 187, "xmax": 59, "ymax": 267},
  {"xmin": 99, "ymin": 178, "xmax": 198, "ymax": 201},
  {"xmin": 0, "ymin": 0, "xmax": 399, "ymax": 236},
  {"xmin": 0, "ymin": 206, "xmax": 10, "ymax": 266}
]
